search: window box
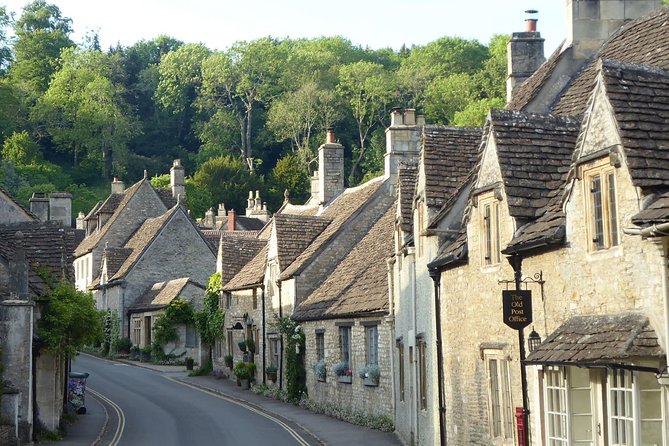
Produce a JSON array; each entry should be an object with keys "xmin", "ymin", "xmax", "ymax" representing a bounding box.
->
[
  {"xmin": 363, "ymin": 377, "xmax": 378, "ymax": 387},
  {"xmin": 338, "ymin": 375, "xmax": 352, "ymax": 384}
]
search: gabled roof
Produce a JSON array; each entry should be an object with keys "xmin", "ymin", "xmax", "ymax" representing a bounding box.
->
[
  {"xmin": 526, "ymin": 313, "xmax": 663, "ymax": 364},
  {"xmin": 274, "ymin": 214, "xmax": 331, "ymax": 271},
  {"xmin": 553, "ymin": 7, "xmax": 669, "ymax": 116},
  {"xmin": 0, "ymin": 221, "xmax": 76, "ymax": 297},
  {"xmin": 483, "ymin": 110, "xmax": 580, "ymax": 219},
  {"xmin": 507, "ymin": 40, "xmax": 566, "ymax": 111},
  {"xmin": 154, "ymin": 188, "xmax": 178, "ymax": 208},
  {"xmin": 219, "ymin": 235, "xmax": 266, "ymax": 286},
  {"xmin": 397, "ymin": 162, "xmax": 419, "ymax": 233},
  {"xmin": 97, "ymin": 193, "xmax": 125, "ymax": 214},
  {"xmin": 223, "ymin": 244, "xmax": 268, "ymax": 291},
  {"xmin": 599, "ymin": 59, "xmax": 669, "ymax": 190},
  {"xmin": 103, "ymin": 247, "xmax": 133, "ymax": 278},
  {"xmin": 292, "ymin": 205, "xmax": 395, "ymax": 321},
  {"xmin": 75, "ymin": 179, "xmax": 146, "ymax": 256},
  {"xmin": 128, "ymin": 277, "xmax": 204, "ymax": 312},
  {"xmin": 632, "ymin": 192, "xmax": 669, "ymax": 224},
  {"xmin": 280, "ymin": 178, "xmax": 386, "ymax": 280},
  {"xmin": 0, "ymin": 186, "xmax": 37, "ymax": 221},
  {"xmin": 422, "ymin": 126, "xmax": 482, "ymax": 208},
  {"xmin": 427, "ymin": 229, "xmax": 468, "ymax": 271}
]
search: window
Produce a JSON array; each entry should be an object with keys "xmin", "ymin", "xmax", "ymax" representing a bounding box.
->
[
  {"xmin": 185, "ymin": 324, "xmax": 198, "ymax": 347},
  {"xmin": 418, "ymin": 337, "xmax": 427, "ymax": 410},
  {"xmin": 545, "ymin": 367, "xmax": 569, "ymax": 445},
  {"xmin": 479, "ymin": 193, "xmax": 501, "ymax": 266},
  {"xmin": 132, "ymin": 318, "xmax": 141, "ymax": 346},
  {"xmin": 366, "ymin": 326, "xmax": 378, "ymax": 366},
  {"xmin": 609, "ymin": 369, "xmax": 634, "ymax": 445},
  {"xmin": 316, "ymin": 331, "xmax": 325, "ymax": 362},
  {"xmin": 252, "ymin": 289, "xmax": 257, "ymax": 310},
  {"xmin": 225, "ymin": 292, "xmax": 232, "ymax": 309},
  {"xmin": 484, "ymin": 351, "xmax": 513, "ymax": 439},
  {"xmin": 397, "ymin": 342, "xmax": 405, "ymax": 402},
  {"xmin": 584, "ymin": 163, "xmax": 619, "ymax": 251},
  {"xmin": 271, "ymin": 338, "xmax": 280, "ymax": 368},
  {"xmin": 226, "ymin": 329, "xmax": 234, "ymax": 355},
  {"xmin": 339, "ymin": 326, "xmax": 351, "ymax": 365}
]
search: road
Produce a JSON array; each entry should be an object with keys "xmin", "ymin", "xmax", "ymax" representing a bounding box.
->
[{"xmin": 72, "ymin": 355, "xmax": 314, "ymax": 445}]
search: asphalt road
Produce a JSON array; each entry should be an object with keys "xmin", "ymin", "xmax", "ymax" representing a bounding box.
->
[{"xmin": 72, "ymin": 355, "xmax": 311, "ymax": 445}]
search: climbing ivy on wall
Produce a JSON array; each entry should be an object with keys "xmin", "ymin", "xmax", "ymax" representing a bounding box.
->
[
  {"xmin": 153, "ymin": 299, "xmax": 194, "ymax": 347},
  {"xmin": 274, "ymin": 315, "xmax": 306, "ymax": 402},
  {"xmin": 102, "ymin": 310, "xmax": 121, "ymax": 356}
]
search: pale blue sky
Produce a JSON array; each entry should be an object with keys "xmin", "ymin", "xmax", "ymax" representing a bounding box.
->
[{"xmin": 2, "ymin": 0, "xmax": 567, "ymax": 55}]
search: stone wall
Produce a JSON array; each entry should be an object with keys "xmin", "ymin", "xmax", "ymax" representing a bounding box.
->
[{"xmin": 302, "ymin": 316, "xmax": 393, "ymax": 419}]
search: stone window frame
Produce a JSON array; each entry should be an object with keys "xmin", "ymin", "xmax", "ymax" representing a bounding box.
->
[
  {"xmin": 252, "ymin": 289, "xmax": 258, "ymax": 310},
  {"xmin": 365, "ymin": 325, "xmax": 379, "ymax": 367},
  {"xmin": 315, "ymin": 329, "xmax": 325, "ymax": 362},
  {"xmin": 338, "ymin": 325, "xmax": 352, "ymax": 366},
  {"xmin": 482, "ymin": 348, "xmax": 514, "ymax": 441},
  {"xmin": 267, "ymin": 334, "xmax": 281, "ymax": 368},
  {"xmin": 579, "ymin": 157, "xmax": 620, "ymax": 252},
  {"xmin": 185, "ymin": 324, "xmax": 198, "ymax": 348},
  {"xmin": 131, "ymin": 317, "xmax": 142, "ymax": 346},
  {"xmin": 226, "ymin": 329, "xmax": 234, "ymax": 356},
  {"xmin": 476, "ymin": 190, "xmax": 502, "ymax": 268}
]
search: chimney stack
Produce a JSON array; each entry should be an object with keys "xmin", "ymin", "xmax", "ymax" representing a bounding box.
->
[
  {"xmin": 76, "ymin": 211, "xmax": 85, "ymax": 230},
  {"xmin": 567, "ymin": 0, "xmax": 661, "ymax": 60},
  {"xmin": 385, "ymin": 108, "xmax": 421, "ymax": 180},
  {"xmin": 8, "ymin": 231, "xmax": 29, "ymax": 300},
  {"xmin": 111, "ymin": 177, "xmax": 125, "ymax": 194},
  {"xmin": 29, "ymin": 193, "xmax": 49, "ymax": 221},
  {"xmin": 227, "ymin": 209, "xmax": 236, "ymax": 232},
  {"xmin": 506, "ymin": 10, "xmax": 545, "ymax": 102},
  {"xmin": 312, "ymin": 129, "xmax": 344, "ymax": 205},
  {"xmin": 170, "ymin": 159, "xmax": 185, "ymax": 199},
  {"xmin": 49, "ymin": 192, "xmax": 72, "ymax": 227}
]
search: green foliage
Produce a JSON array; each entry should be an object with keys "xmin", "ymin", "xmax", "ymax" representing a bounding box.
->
[
  {"xmin": 37, "ymin": 282, "xmax": 103, "ymax": 358},
  {"xmin": 1, "ymin": 131, "xmax": 42, "ymax": 165},
  {"xmin": 152, "ymin": 298, "xmax": 194, "ymax": 347},
  {"xmin": 452, "ymin": 97, "xmax": 506, "ymax": 127},
  {"xmin": 194, "ymin": 273, "xmax": 225, "ymax": 363},
  {"xmin": 102, "ymin": 310, "xmax": 121, "ymax": 356},
  {"xmin": 150, "ymin": 173, "xmax": 213, "ymax": 218},
  {"xmin": 269, "ymin": 153, "xmax": 310, "ymax": 205},
  {"xmin": 193, "ymin": 155, "xmax": 259, "ymax": 212},
  {"xmin": 274, "ymin": 315, "xmax": 306, "ymax": 402},
  {"xmin": 112, "ymin": 337, "xmax": 132, "ymax": 353}
]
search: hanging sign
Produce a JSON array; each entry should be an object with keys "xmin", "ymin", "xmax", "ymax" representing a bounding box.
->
[{"xmin": 502, "ymin": 290, "xmax": 532, "ymax": 330}]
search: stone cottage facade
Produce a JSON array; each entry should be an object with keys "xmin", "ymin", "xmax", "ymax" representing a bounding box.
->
[{"xmin": 0, "ymin": 188, "xmax": 77, "ymax": 444}]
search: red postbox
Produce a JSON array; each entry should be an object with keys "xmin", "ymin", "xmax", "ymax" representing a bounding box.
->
[{"xmin": 515, "ymin": 407, "xmax": 526, "ymax": 446}]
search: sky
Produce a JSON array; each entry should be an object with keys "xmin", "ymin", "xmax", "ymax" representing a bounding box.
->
[{"xmin": 1, "ymin": 0, "xmax": 567, "ymax": 55}]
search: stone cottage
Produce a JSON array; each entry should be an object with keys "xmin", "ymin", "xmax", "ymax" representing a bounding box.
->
[
  {"xmin": 0, "ymin": 187, "xmax": 77, "ymax": 444},
  {"xmin": 412, "ymin": 1, "xmax": 669, "ymax": 445}
]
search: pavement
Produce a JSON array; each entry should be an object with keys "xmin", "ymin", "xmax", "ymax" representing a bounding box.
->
[{"xmin": 52, "ymin": 358, "xmax": 402, "ymax": 446}]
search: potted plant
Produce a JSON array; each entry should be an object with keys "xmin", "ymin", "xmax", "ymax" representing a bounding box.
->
[
  {"xmin": 185, "ymin": 356, "xmax": 194, "ymax": 371},
  {"xmin": 224, "ymin": 354, "xmax": 233, "ymax": 369},
  {"xmin": 333, "ymin": 362, "xmax": 352, "ymax": 383},
  {"xmin": 312, "ymin": 359, "xmax": 326, "ymax": 382},
  {"xmin": 234, "ymin": 361, "xmax": 250, "ymax": 389},
  {"xmin": 246, "ymin": 338, "xmax": 256, "ymax": 355},
  {"xmin": 129, "ymin": 345, "xmax": 140, "ymax": 360},
  {"xmin": 358, "ymin": 364, "xmax": 380, "ymax": 386},
  {"xmin": 238, "ymin": 340, "xmax": 247, "ymax": 353},
  {"xmin": 265, "ymin": 364, "xmax": 278, "ymax": 383}
]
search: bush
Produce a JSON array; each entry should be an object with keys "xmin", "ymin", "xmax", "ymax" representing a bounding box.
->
[
  {"xmin": 312, "ymin": 359, "xmax": 326, "ymax": 381},
  {"xmin": 234, "ymin": 361, "xmax": 250, "ymax": 380},
  {"xmin": 112, "ymin": 337, "xmax": 132, "ymax": 353}
]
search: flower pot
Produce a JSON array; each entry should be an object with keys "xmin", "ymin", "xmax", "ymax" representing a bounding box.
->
[
  {"xmin": 185, "ymin": 358, "xmax": 194, "ymax": 371},
  {"xmin": 240, "ymin": 379, "xmax": 250, "ymax": 390},
  {"xmin": 363, "ymin": 377, "xmax": 379, "ymax": 387},
  {"xmin": 337, "ymin": 375, "xmax": 352, "ymax": 384},
  {"xmin": 267, "ymin": 371, "xmax": 277, "ymax": 383}
]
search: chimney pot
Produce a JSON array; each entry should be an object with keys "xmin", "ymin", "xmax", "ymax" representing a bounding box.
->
[
  {"xmin": 391, "ymin": 108, "xmax": 403, "ymax": 126},
  {"xmin": 227, "ymin": 209, "xmax": 236, "ymax": 232},
  {"xmin": 326, "ymin": 128, "xmax": 336, "ymax": 144}
]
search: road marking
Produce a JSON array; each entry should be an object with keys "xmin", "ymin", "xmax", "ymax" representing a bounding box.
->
[
  {"xmin": 166, "ymin": 377, "xmax": 311, "ymax": 446},
  {"xmin": 88, "ymin": 387, "xmax": 126, "ymax": 446}
]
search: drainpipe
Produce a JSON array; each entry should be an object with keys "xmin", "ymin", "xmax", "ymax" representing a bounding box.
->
[
  {"xmin": 387, "ymin": 257, "xmax": 397, "ymax": 423},
  {"xmin": 429, "ymin": 267, "xmax": 447, "ymax": 446},
  {"xmin": 261, "ymin": 285, "xmax": 266, "ymax": 385},
  {"xmin": 277, "ymin": 279, "xmax": 283, "ymax": 390}
]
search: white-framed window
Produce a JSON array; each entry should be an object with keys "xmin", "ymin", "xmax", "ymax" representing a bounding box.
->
[
  {"xmin": 484, "ymin": 350, "xmax": 513, "ymax": 440},
  {"xmin": 418, "ymin": 337, "xmax": 427, "ymax": 411},
  {"xmin": 132, "ymin": 318, "xmax": 142, "ymax": 346},
  {"xmin": 545, "ymin": 367, "xmax": 569, "ymax": 445},
  {"xmin": 479, "ymin": 193, "xmax": 501, "ymax": 266},
  {"xmin": 397, "ymin": 341, "xmax": 405, "ymax": 402},
  {"xmin": 609, "ymin": 369, "xmax": 635, "ymax": 445},
  {"xmin": 582, "ymin": 160, "xmax": 619, "ymax": 251}
]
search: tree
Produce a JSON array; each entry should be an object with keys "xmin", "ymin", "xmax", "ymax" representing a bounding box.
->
[
  {"xmin": 337, "ymin": 61, "xmax": 396, "ymax": 183},
  {"xmin": 1, "ymin": 131, "xmax": 42, "ymax": 165},
  {"xmin": 10, "ymin": 0, "xmax": 75, "ymax": 97},
  {"xmin": 34, "ymin": 48, "xmax": 138, "ymax": 178},
  {"xmin": 424, "ymin": 73, "xmax": 477, "ymax": 125},
  {"xmin": 155, "ymin": 43, "xmax": 210, "ymax": 151},
  {"xmin": 37, "ymin": 281, "xmax": 103, "ymax": 358},
  {"xmin": 150, "ymin": 173, "xmax": 213, "ymax": 219},
  {"xmin": 269, "ymin": 153, "xmax": 310, "ymax": 206},
  {"xmin": 452, "ymin": 97, "xmax": 505, "ymax": 127},
  {"xmin": 194, "ymin": 273, "xmax": 225, "ymax": 365},
  {"xmin": 193, "ymin": 155, "xmax": 259, "ymax": 213},
  {"xmin": 267, "ymin": 82, "xmax": 342, "ymax": 170},
  {"xmin": 198, "ymin": 38, "xmax": 287, "ymax": 171}
]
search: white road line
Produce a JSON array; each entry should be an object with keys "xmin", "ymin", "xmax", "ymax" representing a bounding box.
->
[
  {"xmin": 88, "ymin": 387, "xmax": 126, "ymax": 446},
  {"xmin": 166, "ymin": 377, "xmax": 311, "ymax": 446}
]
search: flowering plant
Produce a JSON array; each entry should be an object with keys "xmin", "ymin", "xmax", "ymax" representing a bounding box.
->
[{"xmin": 333, "ymin": 362, "xmax": 352, "ymax": 377}]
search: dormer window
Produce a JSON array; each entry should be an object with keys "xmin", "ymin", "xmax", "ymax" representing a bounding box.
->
[
  {"xmin": 479, "ymin": 192, "xmax": 501, "ymax": 266},
  {"xmin": 584, "ymin": 161, "xmax": 618, "ymax": 251}
]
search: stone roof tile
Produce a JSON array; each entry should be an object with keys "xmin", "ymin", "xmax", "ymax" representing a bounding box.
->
[
  {"xmin": 129, "ymin": 277, "xmax": 204, "ymax": 312},
  {"xmin": 397, "ymin": 162, "xmax": 418, "ymax": 233},
  {"xmin": 274, "ymin": 214, "xmax": 331, "ymax": 272},
  {"xmin": 293, "ymin": 205, "xmax": 395, "ymax": 321},
  {"xmin": 526, "ymin": 313, "xmax": 663, "ymax": 363},
  {"xmin": 632, "ymin": 191, "xmax": 669, "ymax": 224},
  {"xmin": 219, "ymin": 235, "xmax": 266, "ymax": 286},
  {"xmin": 223, "ymin": 244, "xmax": 268, "ymax": 291}
]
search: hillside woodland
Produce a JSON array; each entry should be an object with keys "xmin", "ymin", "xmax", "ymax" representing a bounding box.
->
[{"xmin": 0, "ymin": 0, "xmax": 509, "ymax": 217}]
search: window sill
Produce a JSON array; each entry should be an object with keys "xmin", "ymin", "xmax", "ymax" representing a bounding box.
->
[
  {"xmin": 337, "ymin": 376, "xmax": 352, "ymax": 384},
  {"xmin": 363, "ymin": 378, "xmax": 379, "ymax": 387},
  {"xmin": 316, "ymin": 377, "xmax": 326, "ymax": 383}
]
